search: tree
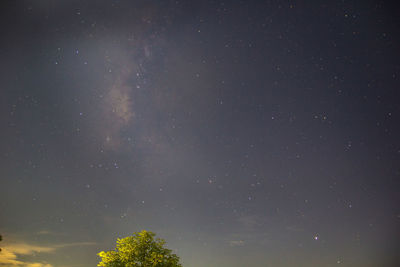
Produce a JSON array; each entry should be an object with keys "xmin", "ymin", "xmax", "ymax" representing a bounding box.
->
[{"xmin": 97, "ymin": 230, "xmax": 182, "ymax": 267}]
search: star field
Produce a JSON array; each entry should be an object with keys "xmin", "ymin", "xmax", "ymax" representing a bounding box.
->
[{"xmin": 0, "ymin": 1, "xmax": 399, "ymax": 266}]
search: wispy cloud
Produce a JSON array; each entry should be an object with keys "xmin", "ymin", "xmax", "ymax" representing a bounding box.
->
[
  {"xmin": 237, "ymin": 215, "xmax": 262, "ymax": 228},
  {"xmin": 285, "ymin": 225, "xmax": 304, "ymax": 232},
  {"xmin": 0, "ymin": 242, "xmax": 54, "ymax": 266},
  {"xmin": 54, "ymin": 242, "xmax": 97, "ymax": 249},
  {"xmin": 228, "ymin": 240, "xmax": 245, "ymax": 247},
  {"xmin": 0, "ymin": 240, "xmax": 96, "ymax": 266},
  {"xmin": 35, "ymin": 230, "xmax": 65, "ymax": 236}
]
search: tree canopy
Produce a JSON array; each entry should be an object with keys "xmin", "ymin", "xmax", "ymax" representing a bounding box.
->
[{"xmin": 97, "ymin": 230, "xmax": 182, "ymax": 267}]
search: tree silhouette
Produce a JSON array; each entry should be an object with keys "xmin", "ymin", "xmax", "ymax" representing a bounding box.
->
[{"xmin": 98, "ymin": 230, "xmax": 182, "ymax": 267}]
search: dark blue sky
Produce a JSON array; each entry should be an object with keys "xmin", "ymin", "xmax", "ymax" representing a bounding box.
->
[{"xmin": 1, "ymin": 1, "xmax": 399, "ymax": 266}]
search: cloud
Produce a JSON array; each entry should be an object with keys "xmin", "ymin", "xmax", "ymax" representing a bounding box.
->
[
  {"xmin": 54, "ymin": 242, "xmax": 97, "ymax": 249},
  {"xmin": 285, "ymin": 225, "xmax": 304, "ymax": 232},
  {"xmin": 0, "ymin": 243, "xmax": 54, "ymax": 266},
  {"xmin": 228, "ymin": 240, "xmax": 245, "ymax": 247},
  {"xmin": 35, "ymin": 230, "xmax": 65, "ymax": 236},
  {"xmin": 237, "ymin": 215, "xmax": 261, "ymax": 228},
  {"xmin": 0, "ymin": 241, "xmax": 96, "ymax": 266},
  {"xmin": 36, "ymin": 230, "xmax": 53, "ymax": 236},
  {"xmin": 23, "ymin": 264, "xmax": 53, "ymax": 267}
]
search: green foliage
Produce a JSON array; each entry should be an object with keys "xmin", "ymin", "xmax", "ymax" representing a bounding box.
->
[{"xmin": 97, "ymin": 230, "xmax": 182, "ymax": 267}]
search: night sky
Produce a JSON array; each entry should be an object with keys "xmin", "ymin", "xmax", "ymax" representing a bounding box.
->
[{"xmin": 1, "ymin": 1, "xmax": 399, "ymax": 266}]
